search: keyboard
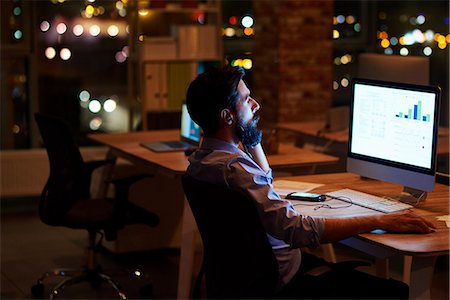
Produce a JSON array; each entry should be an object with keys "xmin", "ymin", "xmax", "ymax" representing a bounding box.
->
[{"xmin": 326, "ymin": 188, "xmax": 413, "ymax": 213}]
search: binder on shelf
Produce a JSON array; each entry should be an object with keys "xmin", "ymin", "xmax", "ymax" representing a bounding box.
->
[{"xmin": 168, "ymin": 62, "xmax": 197, "ymax": 109}]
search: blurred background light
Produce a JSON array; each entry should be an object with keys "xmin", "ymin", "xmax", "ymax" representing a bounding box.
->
[
  {"xmin": 88, "ymin": 100, "xmax": 101, "ymax": 113},
  {"xmin": 115, "ymin": 51, "xmax": 126, "ymax": 63},
  {"xmin": 104, "ymin": 99, "xmax": 117, "ymax": 112},
  {"xmin": 60, "ymin": 48, "xmax": 71, "ymax": 60},
  {"xmin": 56, "ymin": 23, "xmax": 67, "ymax": 34},
  {"xmin": 107, "ymin": 25, "xmax": 119, "ymax": 37},
  {"xmin": 423, "ymin": 46, "xmax": 432, "ymax": 56},
  {"xmin": 224, "ymin": 27, "xmax": 235, "ymax": 37},
  {"xmin": 400, "ymin": 47, "xmax": 409, "ymax": 56},
  {"xmin": 79, "ymin": 90, "xmax": 90, "ymax": 102},
  {"xmin": 241, "ymin": 16, "xmax": 253, "ymax": 28},
  {"xmin": 89, "ymin": 117, "xmax": 102, "ymax": 130},
  {"xmin": 40, "ymin": 21, "xmax": 50, "ymax": 32},
  {"xmin": 73, "ymin": 24, "xmax": 84, "ymax": 36},
  {"xmin": 89, "ymin": 25, "xmax": 101, "ymax": 36},
  {"xmin": 13, "ymin": 30, "xmax": 23, "ymax": 40},
  {"xmin": 45, "ymin": 47, "xmax": 56, "ymax": 59},
  {"xmin": 229, "ymin": 16, "xmax": 237, "ymax": 25}
]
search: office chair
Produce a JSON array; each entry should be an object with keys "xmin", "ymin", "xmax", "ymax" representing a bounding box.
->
[
  {"xmin": 181, "ymin": 174, "xmax": 280, "ymax": 299},
  {"xmin": 32, "ymin": 113, "xmax": 160, "ymax": 299}
]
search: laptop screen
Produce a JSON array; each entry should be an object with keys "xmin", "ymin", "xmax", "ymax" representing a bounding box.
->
[{"xmin": 180, "ymin": 104, "xmax": 201, "ymax": 142}]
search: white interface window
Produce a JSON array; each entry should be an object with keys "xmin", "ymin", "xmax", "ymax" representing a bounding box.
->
[
  {"xmin": 351, "ymin": 83, "xmax": 436, "ymax": 169},
  {"xmin": 181, "ymin": 104, "xmax": 200, "ymax": 141}
]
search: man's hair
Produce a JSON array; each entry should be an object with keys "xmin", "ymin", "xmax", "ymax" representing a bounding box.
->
[{"xmin": 186, "ymin": 66, "xmax": 245, "ymax": 135}]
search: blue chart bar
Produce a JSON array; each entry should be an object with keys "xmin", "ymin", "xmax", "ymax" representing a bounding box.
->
[{"xmin": 396, "ymin": 101, "xmax": 428, "ymax": 122}]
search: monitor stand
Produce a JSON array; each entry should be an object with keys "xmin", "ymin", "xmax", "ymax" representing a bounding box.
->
[{"xmin": 391, "ymin": 186, "xmax": 428, "ymax": 205}]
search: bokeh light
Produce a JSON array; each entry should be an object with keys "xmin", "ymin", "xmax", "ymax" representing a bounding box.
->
[
  {"xmin": 40, "ymin": 21, "xmax": 50, "ymax": 32},
  {"xmin": 241, "ymin": 16, "xmax": 253, "ymax": 28},
  {"xmin": 73, "ymin": 24, "xmax": 84, "ymax": 36},
  {"xmin": 13, "ymin": 30, "xmax": 22, "ymax": 40},
  {"xmin": 60, "ymin": 48, "xmax": 71, "ymax": 60},
  {"xmin": 88, "ymin": 100, "xmax": 101, "ymax": 113},
  {"xmin": 104, "ymin": 99, "xmax": 117, "ymax": 112},
  {"xmin": 79, "ymin": 90, "xmax": 90, "ymax": 102},
  {"xmin": 89, "ymin": 117, "xmax": 103, "ymax": 130},
  {"xmin": 423, "ymin": 47, "xmax": 432, "ymax": 56},
  {"xmin": 89, "ymin": 25, "xmax": 101, "ymax": 36},
  {"xmin": 45, "ymin": 47, "xmax": 56, "ymax": 59},
  {"xmin": 56, "ymin": 23, "xmax": 67, "ymax": 34},
  {"xmin": 107, "ymin": 25, "xmax": 119, "ymax": 37}
]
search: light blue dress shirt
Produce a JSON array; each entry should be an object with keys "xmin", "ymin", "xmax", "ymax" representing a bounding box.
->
[{"xmin": 186, "ymin": 137, "xmax": 325, "ymax": 288}]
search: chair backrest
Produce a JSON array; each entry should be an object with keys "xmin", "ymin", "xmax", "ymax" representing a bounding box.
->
[
  {"xmin": 181, "ymin": 174, "xmax": 279, "ymax": 299},
  {"xmin": 34, "ymin": 113, "xmax": 90, "ymax": 225}
]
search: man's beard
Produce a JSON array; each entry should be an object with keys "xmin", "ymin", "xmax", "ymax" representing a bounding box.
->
[{"xmin": 235, "ymin": 114, "xmax": 262, "ymax": 149}]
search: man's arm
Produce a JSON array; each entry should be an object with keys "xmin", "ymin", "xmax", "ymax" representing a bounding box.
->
[
  {"xmin": 246, "ymin": 143, "xmax": 270, "ymax": 172},
  {"xmin": 321, "ymin": 210, "xmax": 436, "ymax": 243}
]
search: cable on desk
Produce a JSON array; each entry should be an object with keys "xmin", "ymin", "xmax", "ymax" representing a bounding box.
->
[{"xmin": 292, "ymin": 195, "xmax": 353, "ymax": 210}]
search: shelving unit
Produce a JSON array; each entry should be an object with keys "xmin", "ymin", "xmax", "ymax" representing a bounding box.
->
[{"xmin": 128, "ymin": 0, "xmax": 223, "ymax": 130}]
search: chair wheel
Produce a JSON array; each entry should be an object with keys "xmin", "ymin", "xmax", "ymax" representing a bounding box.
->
[
  {"xmin": 31, "ymin": 282, "xmax": 45, "ymax": 298},
  {"xmin": 139, "ymin": 283, "xmax": 153, "ymax": 298}
]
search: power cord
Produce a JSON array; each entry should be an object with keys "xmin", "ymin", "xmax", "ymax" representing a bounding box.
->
[{"xmin": 292, "ymin": 195, "xmax": 353, "ymax": 210}]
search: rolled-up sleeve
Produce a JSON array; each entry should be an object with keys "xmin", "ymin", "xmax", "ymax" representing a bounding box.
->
[{"xmin": 225, "ymin": 156, "xmax": 325, "ymax": 249}]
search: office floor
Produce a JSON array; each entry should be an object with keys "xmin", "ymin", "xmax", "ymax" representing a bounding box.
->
[{"xmin": 1, "ymin": 199, "xmax": 449, "ymax": 300}]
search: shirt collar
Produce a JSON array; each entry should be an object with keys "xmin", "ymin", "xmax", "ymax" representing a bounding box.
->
[{"xmin": 200, "ymin": 137, "xmax": 244, "ymax": 155}]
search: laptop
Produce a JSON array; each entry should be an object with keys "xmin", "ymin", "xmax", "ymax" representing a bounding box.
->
[{"xmin": 140, "ymin": 104, "xmax": 201, "ymax": 152}]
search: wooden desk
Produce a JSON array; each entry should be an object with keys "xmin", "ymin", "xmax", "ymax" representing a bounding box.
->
[
  {"xmin": 278, "ymin": 121, "xmax": 450, "ymax": 155},
  {"xmin": 280, "ymin": 172, "xmax": 449, "ymax": 300},
  {"xmin": 89, "ymin": 129, "xmax": 339, "ymax": 298}
]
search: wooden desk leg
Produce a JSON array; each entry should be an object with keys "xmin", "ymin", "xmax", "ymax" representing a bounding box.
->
[
  {"xmin": 408, "ymin": 256, "xmax": 437, "ymax": 300},
  {"xmin": 321, "ymin": 243, "xmax": 336, "ymax": 263},
  {"xmin": 375, "ymin": 258, "xmax": 389, "ymax": 279},
  {"xmin": 177, "ymin": 197, "xmax": 196, "ymax": 299},
  {"xmin": 403, "ymin": 255, "xmax": 412, "ymax": 284}
]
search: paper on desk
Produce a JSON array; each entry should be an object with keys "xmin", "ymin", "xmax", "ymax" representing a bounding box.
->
[
  {"xmin": 273, "ymin": 180, "xmax": 323, "ymax": 198},
  {"xmin": 436, "ymin": 215, "xmax": 450, "ymax": 228}
]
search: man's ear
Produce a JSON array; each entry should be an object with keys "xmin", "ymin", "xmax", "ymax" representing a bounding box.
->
[{"xmin": 221, "ymin": 109, "xmax": 234, "ymax": 125}]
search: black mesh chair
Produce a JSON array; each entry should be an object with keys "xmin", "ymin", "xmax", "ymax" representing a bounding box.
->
[
  {"xmin": 32, "ymin": 113, "xmax": 160, "ymax": 299},
  {"xmin": 181, "ymin": 174, "xmax": 279, "ymax": 299}
]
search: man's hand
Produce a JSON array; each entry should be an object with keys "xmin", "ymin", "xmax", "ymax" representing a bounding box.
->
[
  {"xmin": 378, "ymin": 210, "xmax": 436, "ymax": 234},
  {"xmin": 246, "ymin": 143, "xmax": 270, "ymax": 172},
  {"xmin": 322, "ymin": 210, "xmax": 437, "ymax": 243}
]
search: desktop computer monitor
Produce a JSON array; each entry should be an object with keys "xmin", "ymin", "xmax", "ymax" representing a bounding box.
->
[
  {"xmin": 358, "ymin": 53, "xmax": 429, "ymax": 85},
  {"xmin": 347, "ymin": 78, "xmax": 441, "ymax": 200}
]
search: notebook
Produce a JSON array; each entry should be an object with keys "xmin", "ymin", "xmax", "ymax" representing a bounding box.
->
[{"xmin": 140, "ymin": 104, "xmax": 201, "ymax": 152}]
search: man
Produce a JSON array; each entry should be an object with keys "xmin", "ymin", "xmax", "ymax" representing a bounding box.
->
[{"xmin": 185, "ymin": 66, "xmax": 436, "ymax": 298}]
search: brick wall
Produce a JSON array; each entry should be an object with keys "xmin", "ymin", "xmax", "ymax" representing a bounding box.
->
[{"xmin": 253, "ymin": 0, "xmax": 333, "ymax": 125}]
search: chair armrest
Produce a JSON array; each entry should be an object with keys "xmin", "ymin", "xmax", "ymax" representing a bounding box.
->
[
  {"xmin": 85, "ymin": 159, "xmax": 115, "ymax": 175},
  {"xmin": 107, "ymin": 174, "xmax": 153, "ymax": 200}
]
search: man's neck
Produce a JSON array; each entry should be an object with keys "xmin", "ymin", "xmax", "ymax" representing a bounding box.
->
[{"xmin": 207, "ymin": 130, "xmax": 239, "ymax": 147}]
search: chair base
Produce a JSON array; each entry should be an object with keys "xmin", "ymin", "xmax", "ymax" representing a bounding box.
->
[{"xmin": 31, "ymin": 268, "xmax": 128, "ymax": 299}]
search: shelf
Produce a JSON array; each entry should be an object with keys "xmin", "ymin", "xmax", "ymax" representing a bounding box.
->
[
  {"xmin": 141, "ymin": 57, "xmax": 222, "ymax": 63},
  {"xmin": 146, "ymin": 6, "xmax": 219, "ymax": 13}
]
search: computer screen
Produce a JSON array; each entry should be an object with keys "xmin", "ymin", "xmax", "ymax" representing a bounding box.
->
[
  {"xmin": 347, "ymin": 78, "xmax": 441, "ymax": 194},
  {"xmin": 180, "ymin": 103, "xmax": 201, "ymax": 142}
]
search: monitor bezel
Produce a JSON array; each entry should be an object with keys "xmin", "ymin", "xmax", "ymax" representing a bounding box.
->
[{"xmin": 348, "ymin": 78, "xmax": 441, "ymax": 177}]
